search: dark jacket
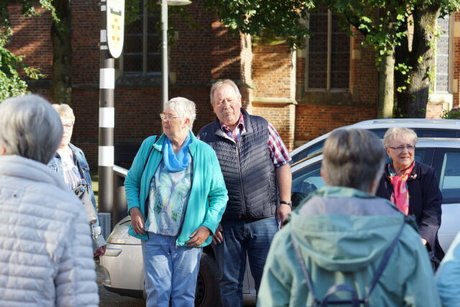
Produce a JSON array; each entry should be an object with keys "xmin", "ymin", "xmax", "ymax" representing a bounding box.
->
[
  {"xmin": 198, "ymin": 109, "xmax": 277, "ymax": 221},
  {"xmin": 376, "ymin": 161, "xmax": 444, "ymax": 265}
]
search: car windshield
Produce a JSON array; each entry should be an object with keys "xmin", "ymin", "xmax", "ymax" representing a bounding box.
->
[
  {"xmin": 290, "ymin": 128, "xmax": 460, "ymax": 166},
  {"xmin": 291, "ymin": 149, "xmax": 428, "ymax": 208}
]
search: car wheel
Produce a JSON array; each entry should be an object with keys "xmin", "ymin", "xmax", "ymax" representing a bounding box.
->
[{"xmin": 195, "ymin": 253, "xmax": 222, "ymax": 307}]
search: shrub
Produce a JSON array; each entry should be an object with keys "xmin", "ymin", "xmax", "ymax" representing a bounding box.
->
[{"xmin": 442, "ymin": 107, "xmax": 460, "ymax": 119}]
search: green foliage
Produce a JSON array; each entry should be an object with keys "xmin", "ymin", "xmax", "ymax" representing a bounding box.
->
[
  {"xmin": 394, "ymin": 62, "xmax": 411, "ymax": 92},
  {"xmin": 204, "ymin": 0, "xmax": 313, "ymax": 48},
  {"xmin": 0, "ymin": 1, "xmax": 55, "ymax": 100},
  {"xmin": 442, "ymin": 107, "xmax": 460, "ymax": 119},
  {"xmin": 0, "ymin": 45, "xmax": 28, "ymax": 100},
  {"xmin": 321, "ymin": 0, "xmax": 415, "ymax": 64}
]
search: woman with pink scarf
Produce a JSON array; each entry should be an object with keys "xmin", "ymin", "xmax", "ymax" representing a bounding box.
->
[{"xmin": 376, "ymin": 127, "xmax": 444, "ymax": 270}]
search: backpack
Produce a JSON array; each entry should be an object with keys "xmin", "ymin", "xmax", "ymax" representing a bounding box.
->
[{"xmin": 291, "ymin": 221, "xmax": 406, "ymax": 306}]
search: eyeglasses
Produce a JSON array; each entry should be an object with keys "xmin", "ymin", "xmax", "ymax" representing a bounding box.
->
[
  {"xmin": 388, "ymin": 144, "xmax": 415, "ymax": 152},
  {"xmin": 159, "ymin": 113, "xmax": 179, "ymax": 121}
]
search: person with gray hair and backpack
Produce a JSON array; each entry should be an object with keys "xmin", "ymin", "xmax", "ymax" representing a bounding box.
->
[{"xmin": 257, "ymin": 128, "xmax": 440, "ymax": 306}]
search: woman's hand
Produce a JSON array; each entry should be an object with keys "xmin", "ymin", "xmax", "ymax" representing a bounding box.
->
[
  {"xmin": 186, "ymin": 226, "xmax": 211, "ymax": 247},
  {"xmin": 130, "ymin": 207, "xmax": 145, "ymax": 235}
]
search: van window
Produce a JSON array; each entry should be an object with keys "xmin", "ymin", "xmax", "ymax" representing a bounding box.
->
[
  {"xmin": 439, "ymin": 152, "xmax": 460, "ymax": 203},
  {"xmin": 291, "ymin": 161, "xmax": 324, "ymax": 207}
]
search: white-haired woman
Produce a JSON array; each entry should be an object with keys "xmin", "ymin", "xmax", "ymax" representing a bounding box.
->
[
  {"xmin": 376, "ymin": 127, "xmax": 444, "ymax": 269},
  {"xmin": 48, "ymin": 104, "xmax": 106, "ymax": 257},
  {"xmin": 0, "ymin": 94, "xmax": 98, "ymax": 306},
  {"xmin": 125, "ymin": 97, "xmax": 228, "ymax": 307}
]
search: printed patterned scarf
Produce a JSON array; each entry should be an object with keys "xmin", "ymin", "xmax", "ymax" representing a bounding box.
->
[
  {"xmin": 162, "ymin": 134, "xmax": 191, "ymax": 172},
  {"xmin": 387, "ymin": 161, "xmax": 415, "ymax": 215}
]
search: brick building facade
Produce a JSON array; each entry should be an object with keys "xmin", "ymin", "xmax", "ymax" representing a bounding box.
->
[{"xmin": 6, "ymin": 1, "xmax": 460, "ymax": 168}]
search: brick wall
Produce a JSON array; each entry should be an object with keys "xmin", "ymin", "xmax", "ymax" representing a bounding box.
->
[
  {"xmin": 252, "ymin": 103, "xmax": 296, "ymax": 150},
  {"xmin": 8, "ymin": 4, "xmax": 53, "ymax": 79},
  {"xmin": 294, "ymin": 104, "xmax": 377, "ymax": 147},
  {"xmin": 6, "ymin": 2, "xmax": 456, "ymax": 170},
  {"xmin": 350, "ymin": 30, "xmax": 379, "ymax": 104},
  {"xmin": 72, "ymin": 0, "xmax": 100, "ymax": 86},
  {"xmin": 252, "ymin": 44, "xmax": 293, "ymax": 98}
]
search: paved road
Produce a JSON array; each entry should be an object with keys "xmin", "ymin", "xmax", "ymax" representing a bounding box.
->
[
  {"xmin": 96, "ymin": 260, "xmax": 145, "ymax": 307},
  {"xmin": 96, "ymin": 260, "xmax": 255, "ymax": 307}
]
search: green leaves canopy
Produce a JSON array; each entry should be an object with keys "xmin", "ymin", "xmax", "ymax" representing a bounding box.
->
[{"xmin": 205, "ymin": 0, "xmax": 314, "ymax": 48}]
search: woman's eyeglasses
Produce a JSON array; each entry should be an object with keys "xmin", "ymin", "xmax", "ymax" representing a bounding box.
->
[
  {"xmin": 388, "ymin": 144, "xmax": 415, "ymax": 152},
  {"xmin": 159, "ymin": 113, "xmax": 179, "ymax": 121}
]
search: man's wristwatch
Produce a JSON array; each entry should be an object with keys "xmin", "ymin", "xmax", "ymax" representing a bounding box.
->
[{"xmin": 279, "ymin": 200, "xmax": 292, "ymax": 207}]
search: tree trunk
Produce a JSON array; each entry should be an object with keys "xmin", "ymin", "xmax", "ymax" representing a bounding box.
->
[
  {"xmin": 378, "ymin": 51, "xmax": 395, "ymax": 118},
  {"xmin": 51, "ymin": 0, "xmax": 72, "ymax": 105},
  {"xmin": 395, "ymin": 5, "xmax": 440, "ymax": 118}
]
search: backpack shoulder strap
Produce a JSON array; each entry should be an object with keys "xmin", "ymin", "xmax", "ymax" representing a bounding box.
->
[
  {"xmin": 291, "ymin": 235, "xmax": 321, "ymax": 306},
  {"xmin": 364, "ymin": 219, "xmax": 406, "ymax": 302}
]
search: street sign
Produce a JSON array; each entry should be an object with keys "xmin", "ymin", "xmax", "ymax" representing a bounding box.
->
[{"xmin": 106, "ymin": 0, "xmax": 125, "ymax": 58}]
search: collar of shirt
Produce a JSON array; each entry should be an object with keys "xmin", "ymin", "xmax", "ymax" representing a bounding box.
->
[{"xmin": 221, "ymin": 114, "xmax": 245, "ymax": 142}]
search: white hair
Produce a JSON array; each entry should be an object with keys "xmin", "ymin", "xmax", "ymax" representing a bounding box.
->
[
  {"xmin": 165, "ymin": 97, "xmax": 196, "ymax": 129},
  {"xmin": 210, "ymin": 79, "xmax": 242, "ymax": 105},
  {"xmin": 383, "ymin": 127, "xmax": 418, "ymax": 148}
]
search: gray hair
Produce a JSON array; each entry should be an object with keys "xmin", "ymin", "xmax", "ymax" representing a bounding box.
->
[
  {"xmin": 210, "ymin": 79, "xmax": 242, "ymax": 105},
  {"xmin": 52, "ymin": 103, "xmax": 75, "ymax": 123},
  {"xmin": 165, "ymin": 97, "xmax": 196, "ymax": 129},
  {"xmin": 0, "ymin": 94, "xmax": 63, "ymax": 164},
  {"xmin": 383, "ymin": 127, "xmax": 418, "ymax": 148},
  {"xmin": 321, "ymin": 128, "xmax": 386, "ymax": 192}
]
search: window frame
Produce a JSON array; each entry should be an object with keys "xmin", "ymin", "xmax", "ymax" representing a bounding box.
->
[
  {"xmin": 304, "ymin": 8, "xmax": 351, "ymax": 93},
  {"xmin": 117, "ymin": 0, "xmax": 162, "ymax": 79}
]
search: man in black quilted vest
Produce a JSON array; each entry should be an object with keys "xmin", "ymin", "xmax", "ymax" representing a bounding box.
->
[{"xmin": 198, "ymin": 79, "xmax": 292, "ymax": 306}]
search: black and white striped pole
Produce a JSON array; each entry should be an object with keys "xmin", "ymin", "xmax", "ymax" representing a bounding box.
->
[{"xmin": 98, "ymin": 0, "xmax": 124, "ymax": 215}]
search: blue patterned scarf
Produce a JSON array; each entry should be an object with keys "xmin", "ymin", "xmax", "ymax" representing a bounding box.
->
[{"xmin": 162, "ymin": 134, "xmax": 191, "ymax": 172}]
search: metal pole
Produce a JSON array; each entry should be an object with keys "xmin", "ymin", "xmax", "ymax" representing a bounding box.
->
[
  {"xmin": 98, "ymin": 0, "xmax": 115, "ymax": 214},
  {"xmin": 161, "ymin": 0, "xmax": 168, "ymax": 110}
]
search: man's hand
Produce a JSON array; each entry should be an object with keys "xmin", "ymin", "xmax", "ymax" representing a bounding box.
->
[
  {"xmin": 187, "ymin": 226, "xmax": 211, "ymax": 247},
  {"xmin": 212, "ymin": 224, "xmax": 224, "ymax": 245},
  {"xmin": 276, "ymin": 204, "xmax": 291, "ymax": 228},
  {"xmin": 130, "ymin": 207, "xmax": 145, "ymax": 235}
]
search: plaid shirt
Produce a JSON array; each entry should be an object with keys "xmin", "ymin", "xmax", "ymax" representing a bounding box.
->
[{"xmin": 221, "ymin": 115, "xmax": 291, "ymax": 168}]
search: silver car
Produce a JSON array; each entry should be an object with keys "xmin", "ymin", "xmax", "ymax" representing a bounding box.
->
[{"xmin": 290, "ymin": 118, "xmax": 460, "ymax": 165}]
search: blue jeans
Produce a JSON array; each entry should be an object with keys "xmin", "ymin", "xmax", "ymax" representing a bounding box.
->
[
  {"xmin": 142, "ymin": 232, "xmax": 202, "ymax": 307},
  {"xmin": 213, "ymin": 217, "xmax": 278, "ymax": 307}
]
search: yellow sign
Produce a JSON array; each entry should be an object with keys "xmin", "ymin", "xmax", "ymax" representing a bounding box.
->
[{"xmin": 107, "ymin": 0, "xmax": 125, "ymax": 58}]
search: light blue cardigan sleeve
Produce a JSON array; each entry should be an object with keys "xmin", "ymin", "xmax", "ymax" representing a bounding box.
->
[
  {"xmin": 436, "ymin": 232, "xmax": 460, "ymax": 306},
  {"xmin": 125, "ymin": 136, "xmax": 157, "ymax": 216}
]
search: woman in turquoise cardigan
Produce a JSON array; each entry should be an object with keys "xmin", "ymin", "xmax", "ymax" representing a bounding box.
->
[{"xmin": 124, "ymin": 97, "xmax": 228, "ymax": 307}]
